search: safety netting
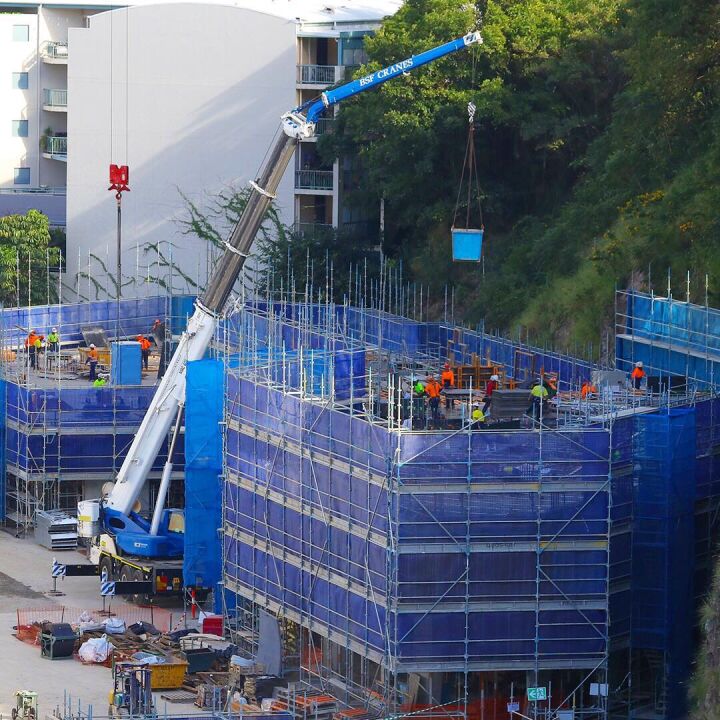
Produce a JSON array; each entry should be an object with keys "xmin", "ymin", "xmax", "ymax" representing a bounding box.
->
[
  {"xmin": 184, "ymin": 359, "xmax": 223, "ymax": 606},
  {"xmin": 616, "ymin": 291, "xmax": 720, "ymax": 387},
  {"xmin": 0, "ymin": 296, "xmax": 171, "ymax": 347},
  {"xmin": 630, "ymin": 408, "xmax": 696, "ymax": 718},
  {"xmin": 223, "ymin": 372, "xmax": 611, "ymax": 671},
  {"xmin": 3, "ymin": 382, "xmax": 182, "ymax": 475}
]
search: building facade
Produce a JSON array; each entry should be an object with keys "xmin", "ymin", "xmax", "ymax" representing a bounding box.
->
[{"xmin": 0, "ymin": 0, "xmax": 400, "ymax": 297}]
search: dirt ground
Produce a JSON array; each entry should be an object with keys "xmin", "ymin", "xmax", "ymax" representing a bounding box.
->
[{"xmin": 0, "ymin": 531, "xmax": 200, "ymax": 719}]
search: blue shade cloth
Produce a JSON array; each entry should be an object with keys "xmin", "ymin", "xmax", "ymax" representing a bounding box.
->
[
  {"xmin": 184, "ymin": 359, "xmax": 223, "ymax": 600},
  {"xmin": 223, "ymin": 375, "xmax": 613, "ymax": 668},
  {"xmin": 616, "ymin": 291, "xmax": 720, "ymax": 387}
]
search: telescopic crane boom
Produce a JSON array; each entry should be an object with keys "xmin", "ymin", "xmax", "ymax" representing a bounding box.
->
[{"xmin": 99, "ymin": 30, "xmax": 482, "ymax": 546}]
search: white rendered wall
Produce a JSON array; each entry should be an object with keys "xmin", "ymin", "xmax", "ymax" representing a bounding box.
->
[
  {"xmin": 0, "ymin": 13, "xmax": 39, "ymax": 188},
  {"xmin": 66, "ymin": 4, "xmax": 296, "ymax": 300}
]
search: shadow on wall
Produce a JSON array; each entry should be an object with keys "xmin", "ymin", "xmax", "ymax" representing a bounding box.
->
[{"xmin": 65, "ymin": 4, "xmax": 298, "ymax": 302}]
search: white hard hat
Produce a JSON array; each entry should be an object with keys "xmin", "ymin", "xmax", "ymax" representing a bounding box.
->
[
  {"xmin": 635, "ymin": 361, "xmax": 643, "ymax": 368},
  {"xmin": 52, "ymin": 327, "xmax": 57, "ymax": 333},
  {"xmin": 490, "ymin": 374, "xmax": 499, "ymax": 381},
  {"xmin": 90, "ymin": 343, "xmax": 96, "ymax": 349}
]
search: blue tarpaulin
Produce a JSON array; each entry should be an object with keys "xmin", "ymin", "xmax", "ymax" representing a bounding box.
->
[{"xmin": 184, "ymin": 359, "xmax": 223, "ymax": 608}]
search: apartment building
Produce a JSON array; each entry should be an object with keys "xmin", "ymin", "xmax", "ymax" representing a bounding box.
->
[
  {"xmin": 0, "ymin": 5, "xmax": 99, "ymax": 225},
  {"xmin": 0, "ymin": 0, "xmax": 400, "ymax": 298}
]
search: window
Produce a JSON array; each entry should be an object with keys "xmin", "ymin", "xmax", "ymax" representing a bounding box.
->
[
  {"xmin": 341, "ymin": 37, "xmax": 368, "ymax": 68},
  {"xmin": 14, "ymin": 167, "xmax": 30, "ymax": 185},
  {"xmin": 12, "ymin": 72, "xmax": 29, "ymax": 90},
  {"xmin": 12, "ymin": 120, "xmax": 28, "ymax": 137},
  {"xmin": 12, "ymin": 25, "xmax": 29, "ymax": 42}
]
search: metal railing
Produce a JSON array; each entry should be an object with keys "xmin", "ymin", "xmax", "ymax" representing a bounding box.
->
[
  {"xmin": 44, "ymin": 136, "xmax": 67, "ymax": 156},
  {"xmin": 42, "ymin": 41, "xmax": 68, "ymax": 60},
  {"xmin": 0, "ymin": 186, "xmax": 66, "ymax": 195},
  {"xmin": 314, "ymin": 117, "xmax": 335, "ymax": 136},
  {"xmin": 297, "ymin": 64, "xmax": 343, "ymax": 85},
  {"xmin": 293, "ymin": 222, "xmax": 334, "ymax": 237},
  {"xmin": 295, "ymin": 170, "xmax": 333, "ymax": 190},
  {"xmin": 43, "ymin": 88, "xmax": 68, "ymax": 107}
]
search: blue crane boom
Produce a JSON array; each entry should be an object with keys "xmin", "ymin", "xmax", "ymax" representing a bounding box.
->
[
  {"xmin": 284, "ymin": 31, "xmax": 481, "ymax": 134},
  {"xmin": 87, "ymin": 29, "xmax": 482, "ymax": 576}
]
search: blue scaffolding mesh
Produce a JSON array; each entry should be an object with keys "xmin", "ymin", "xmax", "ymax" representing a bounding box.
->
[
  {"xmin": 631, "ymin": 409, "xmax": 696, "ymax": 718},
  {"xmin": 616, "ymin": 291, "xmax": 720, "ymax": 387},
  {"xmin": 184, "ymin": 359, "xmax": 223, "ymax": 604},
  {"xmin": 0, "ymin": 296, "xmax": 172, "ymax": 347},
  {"xmin": 223, "ymin": 373, "xmax": 611, "ymax": 671},
  {"xmin": 0, "ymin": 379, "xmax": 5, "ymax": 518}
]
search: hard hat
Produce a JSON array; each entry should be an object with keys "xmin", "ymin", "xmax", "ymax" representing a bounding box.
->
[
  {"xmin": 490, "ymin": 374, "xmax": 499, "ymax": 381},
  {"xmin": 52, "ymin": 327, "xmax": 57, "ymax": 333},
  {"xmin": 635, "ymin": 361, "xmax": 643, "ymax": 368},
  {"xmin": 90, "ymin": 343, "xmax": 96, "ymax": 349}
]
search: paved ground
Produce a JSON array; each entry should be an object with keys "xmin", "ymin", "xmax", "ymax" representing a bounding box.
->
[{"xmin": 0, "ymin": 532, "xmax": 199, "ymax": 719}]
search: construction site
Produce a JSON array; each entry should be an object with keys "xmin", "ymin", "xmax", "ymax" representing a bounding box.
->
[
  {"xmin": 0, "ymin": 10, "xmax": 718, "ymax": 720},
  {"xmin": 0, "ymin": 259, "xmax": 718, "ymax": 720}
]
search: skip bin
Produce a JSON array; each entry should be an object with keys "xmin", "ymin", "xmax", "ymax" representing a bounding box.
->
[
  {"xmin": 185, "ymin": 648, "xmax": 216, "ymax": 674},
  {"xmin": 452, "ymin": 227, "xmax": 483, "ymax": 261},
  {"xmin": 148, "ymin": 659, "xmax": 188, "ymax": 689}
]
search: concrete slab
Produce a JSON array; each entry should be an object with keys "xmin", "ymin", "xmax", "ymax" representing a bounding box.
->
[{"xmin": 0, "ymin": 532, "xmax": 202, "ymax": 718}]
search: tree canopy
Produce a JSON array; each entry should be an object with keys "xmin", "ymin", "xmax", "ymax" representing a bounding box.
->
[
  {"xmin": 0, "ymin": 209, "xmax": 60, "ymax": 306},
  {"xmin": 320, "ymin": 0, "xmax": 720, "ymax": 352}
]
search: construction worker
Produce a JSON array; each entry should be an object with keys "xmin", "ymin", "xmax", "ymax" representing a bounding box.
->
[
  {"xmin": 543, "ymin": 373, "xmax": 558, "ymax": 399},
  {"xmin": 483, "ymin": 374, "xmax": 499, "ymax": 414},
  {"xmin": 93, "ymin": 376, "xmax": 107, "ymax": 387},
  {"xmin": 424, "ymin": 373, "xmax": 442, "ymax": 427},
  {"xmin": 581, "ymin": 380, "xmax": 598, "ymax": 399},
  {"xmin": 25, "ymin": 330, "xmax": 43, "ymax": 370},
  {"xmin": 630, "ymin": 361, "xmax": 645, "ymax": 390},
  {"xmin": 137, "ymin": 335, "xmax": 151, "ymax": 371},
  {"xmin": 413, "ymin": 377, "xmax": 426, "ymax": 397},
  {"xmin": 86, "ymin": 343, "xmax": 99, "ymax": 382},
  {"xmin": 152, "ymin": 318, "xmax": 167, "ymax": 379},
  {"xmin": 528, "ymin": 379, "xmax": 549, "ymax": 421},
  {"xmin": 470, "ymin": 403, "xmax": 486, "ymax": 429},
  {"xmin": 47, "ymin": 327, "xmax": 59, "ymax": 354},
  {"xmin": 441, "ymin": 362, "xmax": 455, "ymax": 409}
]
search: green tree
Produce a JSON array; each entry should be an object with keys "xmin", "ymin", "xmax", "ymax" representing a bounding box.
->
[
  {"xmin": 320, "ymin": 0, "xmax": 623, "ymax": 332},
  {"xmin": 0, "ymin": 209, "xmax": 61, "ymax": 306},
  {"xmin": 179, "ymin": 186, "xmax": 380, "ymax": 302}
]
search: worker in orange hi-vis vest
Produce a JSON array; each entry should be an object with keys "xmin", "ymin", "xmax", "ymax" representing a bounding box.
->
[
  {"xmin": 630, "ymin": 361, "xmax": 645, "ymax": 390},
  {"xmin": 424, "ymin": 374, "xmax": 442, "ymax": 427},
  {"xmin": 441, "ymin": 362, "xmax": 455, "ymax": 409}
]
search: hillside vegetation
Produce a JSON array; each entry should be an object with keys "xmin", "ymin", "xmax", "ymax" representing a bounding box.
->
[{"xmin": 321, "ymin": 0, "xmax": 720, "ymax": 354}]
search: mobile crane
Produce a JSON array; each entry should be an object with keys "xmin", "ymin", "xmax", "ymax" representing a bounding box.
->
[{"xmin": 77, "ymin": 30, "xmax": 483, "ymax": 595}]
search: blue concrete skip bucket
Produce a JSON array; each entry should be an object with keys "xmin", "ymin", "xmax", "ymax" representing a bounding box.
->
[{"xmin": 452, "ymin": 227, "xmax": 483, "ymax": 262}]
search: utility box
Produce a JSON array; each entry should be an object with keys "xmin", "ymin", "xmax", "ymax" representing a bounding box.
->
[{"xmin": 111, "ymin": 341, "xmax": 142, "ymax": 386}]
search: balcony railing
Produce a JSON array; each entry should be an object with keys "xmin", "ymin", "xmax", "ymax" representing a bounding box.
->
[
  {"xmin": 44, "ymin": 136, "xmax": 67, "ymax": 157},
  {"xmin": 314, "ymin": 117, "xmax": 335, "ymax": 136},
  {"xmin": 295, "ymin": 170, "xmax": 333, "ymax": 190},
  {"xmin": 0, "ymin": 186, "xmax": 66, "ymax": 195},
  {"xmin": 43, "ymin": 88, "xmax": 68, "ymax": 108},
  {"xmin": 294, "ymin": 222, "xmax": 334, "ymax": 237},
  {"xmin": 42, "ymin": 41, "xmax": 68, "ymax": 61},
  {"xmin": 297, "ymin": 64, "xmax": 344, "ymax": 86}
]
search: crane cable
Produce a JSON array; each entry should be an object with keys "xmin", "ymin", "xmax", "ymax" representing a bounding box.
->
[{"xmin": 452, "ymin": 46, "xmax": 484, "ymax": 231}]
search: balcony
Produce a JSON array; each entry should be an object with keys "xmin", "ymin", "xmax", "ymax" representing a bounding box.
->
[
  {"xmin": 294, "ymin": 222, "xmax": 334, "ymax": 237},
  {"xmin": 297, "ymin": 64, "xmax": 344, "ymax": 87},
  {"xmin": 43, "ymin": 136, "xmax": 67, "ymax": 161},
  {"xmin": 41, "ymin": 41, "xmax": 68, "ymax": 63},
  {"xmin": 43, "ymin": 88, "xmax": 67, "ymax": 111},
  {"xmin": 301, "ymin": 117, "xmax": 336, "ymax": 142},
  {"xmin": 295, "ymin": 170, "xmax": 333, "ymax": 191}
]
